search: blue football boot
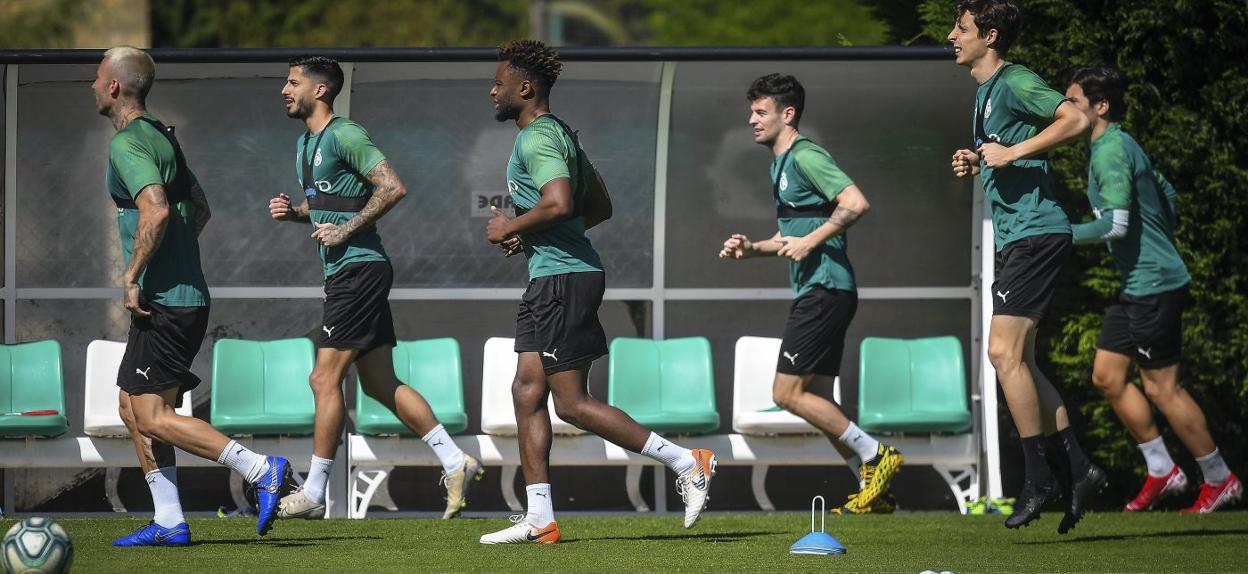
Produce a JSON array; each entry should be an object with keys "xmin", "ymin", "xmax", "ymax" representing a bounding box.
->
[
  {"xmin": 255, "ymin": 456, "xmax": 291, "ymax": 536},
  {"xmin": 113, "ymin": 521, "xmax": 191, "ymax": 547}
]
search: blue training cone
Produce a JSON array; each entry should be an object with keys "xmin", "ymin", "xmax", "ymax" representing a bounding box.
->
[{"xmin": 790, "ymin": 495, "xmax": 846, "ymax": 555}]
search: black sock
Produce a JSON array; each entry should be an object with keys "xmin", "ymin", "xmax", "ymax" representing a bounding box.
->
[
  {"xmin": 1021, "ymin": 435, "xmax": 1053, "ymax": 483},
  {"xmin": 1059, "ymin": 427, "xmax": 1091, "ymax": 476}
]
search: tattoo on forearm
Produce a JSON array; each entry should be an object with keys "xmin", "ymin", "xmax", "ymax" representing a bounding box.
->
[
  {"xmin": 828, "ymin": 205, "xmax": 863, "ymax": 229},
  {"xmin": 337, "ymin": 160, "xmax": 405, "ymax": 239},
  {"xmin": 127, "ymin": 184, "xmax": 169, "ymax": 280},
  {"xmin": 292, "ymin": 201, "xmax": 311, "ymax": 222}
]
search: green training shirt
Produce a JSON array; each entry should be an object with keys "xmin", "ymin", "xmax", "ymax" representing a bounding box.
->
[
  {"xmin": 106, "ymin": 114, "xmax": 209, "ymax": 307},
  {"xmin": 505, "ymin": 115, "xmax": 604, "ymax": 279},
  {"xmin": 772, "ymin": 136, "xmax": 857, "ymax": 297},
  {"xmin": 975, "ymin": 62, "xmax": 1072, "ymax": 251},
  {"xmin": 294, "ymin": 118, "xmax": 388, "ymax": 278},
  {"xmin": 1072, "ymin": 123, "xmax": 1189, "ymax": 296}
]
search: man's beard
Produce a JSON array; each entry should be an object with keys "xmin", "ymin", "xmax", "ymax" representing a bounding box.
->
[
  {"xmin": 494, "ymin": 100, "xmax": 519, "ymax": 122},
  {"xmin": 287, "ymin": 99, "xmax": 310, "ymax": 119}
]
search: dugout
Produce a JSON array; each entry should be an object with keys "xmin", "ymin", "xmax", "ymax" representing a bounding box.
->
[{"xmin": 0, "ymin": 47, "xmax": 1003, "ymax": 514}]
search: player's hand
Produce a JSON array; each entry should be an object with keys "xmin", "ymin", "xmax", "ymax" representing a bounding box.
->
[
  {"xmin": 719, "ymin": 233, "xmax": 753, "ymax": 259},
  {"xmin": 486, "ymin": 205, "xmax": 512, "ymax": 244},
  {"xmin": 951, "ymin": 149, "xmax": 981, "ymax": 178},
  {"xmin": 976, "ymin": 143, "xmax": 1016, "ymax": 169},
  {"xmin": 311, "ymin": 221, "xmax": 347, "ymax": 247},
  {"xmin": 269, "ymin": 193, "xmax": 293, "ymax": 221},
  {"xmin": 123, "ymin": 282, "xmax": 151, "ymax": 318},
  {"xmin": 777, "ymin": 235, "xmax": 817, "ymax": 262},
  {"xmin": 500, "ymin": 235, "xmax": 524, "ymax": 257}
]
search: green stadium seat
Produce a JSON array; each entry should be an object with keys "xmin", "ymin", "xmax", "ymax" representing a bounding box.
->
[
  {"xmin": 211, "ymin": 338, "xmax": 316, "ymax": 436},
  {"xmin": 0, "ymin": 340, "xmax": 69, "ymax": 438},
  {"xmin": 858, "ymin": 336, "xmax": 972, "ymax": 434},
  {"xmin": 355, "ymin": 338, "xmax": 468, "ymax": 436},
  {"xmin": 608, "ymin": 337, "xmax": 719, "ymax": 434}
]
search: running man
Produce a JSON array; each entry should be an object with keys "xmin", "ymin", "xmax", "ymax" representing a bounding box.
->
[
  {"xmin": 947, "ymin": 0, "xmax": 1104, "ymax": 533},
  {"xmin": 1064, "ymin": 66, "xmax": 1241, "ymax": 513},
  {"xmin": 719, "ymin": 73, "xmax": 903, "ymax": 515},
  {"xmin": 94, "ymin": 46, "xmax": 291, "ymax": 545},
  {"xmin": 268, "ymin": 56, "xmax": 481, "ymax": 520},
  {"xmin": 480, "ymin": 40, "xmax": 716, "ymax": 544}
]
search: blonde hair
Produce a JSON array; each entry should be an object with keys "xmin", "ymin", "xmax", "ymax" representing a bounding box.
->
[{"xmin": 103, "ymin": 46, "xmax": 156, "ymax": 100}]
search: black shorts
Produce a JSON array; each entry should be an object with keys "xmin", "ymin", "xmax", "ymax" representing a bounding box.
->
[
  {"xmin": 117, "ymin": 301, "xmax": 210, "ymax": 407},
  {"xmin": 777, "ymin": 287, "xmax": 858, "ymax": 376},
  {"xmin": 992, "ymin": 233, "xmax": 1071, "ymax": 319},
  {"xmin": 515, "ymin": 271, "xmax": 608, "ymax": 376},
  {"xmin": 1098, "ymin": 285, "xmax": 1188, "ymax": 369},
  {"xmin": 313, "ymin": 261, "xmax": 396, "ymax": 355}
]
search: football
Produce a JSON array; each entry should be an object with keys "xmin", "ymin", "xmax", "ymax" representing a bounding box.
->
[{"xmin": 2, "ymin": 517, "xmax": 73, "ymax": 574}]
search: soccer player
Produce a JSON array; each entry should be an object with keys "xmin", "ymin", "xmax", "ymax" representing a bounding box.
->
[
  {"xmin": 268, "ymin": 56, "xmax": 481, "ymax": 520},
  {"xmin": 718, "ymin": 74, "xmax": 903, "ymax": 515},
  {"xmin": 948, "ymin": 0, "xmax": 1104, "ymax": 533},
  {"xmin": 480, "ymin": 40, "xmax": 716, "ymax": 544},
  {"xmin": 1064, "ymin": 66, "xmax": 1241, "ymax": 513},
  {"xmin": 94, "ymin": 46, "xmax": 291, "ymax": 545}
]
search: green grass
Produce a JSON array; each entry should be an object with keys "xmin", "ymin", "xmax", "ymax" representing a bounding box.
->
[{"xmin": 15, "ymin": 511, "xmax": 1248, "ymax": 573}]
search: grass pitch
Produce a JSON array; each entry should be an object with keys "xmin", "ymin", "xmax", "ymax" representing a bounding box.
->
[{"xmin": 19, "ymin": 511, "xmax": 1248, "ymax": 573}]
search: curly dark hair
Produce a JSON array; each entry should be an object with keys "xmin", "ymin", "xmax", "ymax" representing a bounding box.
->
[
  {"xmin": 498, "ymin": 39, "xmax": 563, "ymax": 93},
  {"xmin": 746, "ymin": 73, "xmax": 806, "ymax": 126},
  {"xmin": 289, "ymin": 55, "xmax": 344, "ymax": 102}
]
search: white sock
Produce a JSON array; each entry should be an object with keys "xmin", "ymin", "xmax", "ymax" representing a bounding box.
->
[
  {"xmin": 838, "ymin": 422, "xmax": 881, "ymax": 462},
  {"xmin": 640, "ymin": 432, "xmax": 696, "ymax": 474},
  {"xmin": 1138, "ymin": 436, "xmax": 1176, "ymax": 478},
  {"xmin": 1196, "ymin": 448, "xmax": 1231, "ymax": 485},
  {"xmin": 421, "ymin": 424, "xmax": 466, "ymax": 475},
  {"xmin": 525, "ymin": 483, "xmax": 555, "ymax": 527},
  {"xmin": 146, "ymin": 467, "xmax": 184, "ymax": 528},
  {"xmin": 845, "ymin": 455, "xmax": 863, "ymax": 488},
  {"xmin": 303, "ymin": 455, "xmax": 334, "ymax": 504},
  {"xmin": 217, "ymin": 440, "xmax": 270, "ymax": 484}
]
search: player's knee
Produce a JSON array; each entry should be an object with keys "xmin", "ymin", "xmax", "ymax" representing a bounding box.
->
[
  {"xmin": 308, "ymin": 370, "xmax": 341, "ymax": 396},
  {"xmin": 1091, "ymin": 370, "xmax": 1126, "ymax": 398},
  {"xmin": 986, "ymin": 340, "xmax": 1021, "ymax": 373},
  {"xmin": 117, "ymin": 402, "xmax": 136, "ymax": 428},
  {"xmin": 1143, "ymin": 379, "xmax": 1179, "ymax": 404},
  {"xmin": 134, "ymin": 412, "xmax": 167, "ymax": 441},
  {"xmin": 772, "ymin": 385, "xmax": 799, "ymax": 412},
  {"xmin": 551, "ymin": 396, "xmax": 587, "ymax": 428}
]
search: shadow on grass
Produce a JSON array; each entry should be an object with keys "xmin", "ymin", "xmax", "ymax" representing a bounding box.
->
[
  {"xmin": 560, "ymin": 530, "xmax": 776, "ymax": 544},
  {"xmin": 192, "ymin": 535, "xmax": 383, "ymax": 547},
  {"xmin": 1014, "ymin": 528, "xmax": 1248, "ymax": 545}
]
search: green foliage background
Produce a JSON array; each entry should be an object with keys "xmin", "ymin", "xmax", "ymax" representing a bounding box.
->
[{"xmin": 2, "ymin": 0, "xmax": 1244, "ymax": 504}]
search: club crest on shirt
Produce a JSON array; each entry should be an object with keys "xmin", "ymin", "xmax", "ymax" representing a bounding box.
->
[
  {"xmin": 313, "ymin": 148, "xmax": 323, "ymax": 167},
  {"xmin": 984, "ymin": 98, "xmax": 993, "ymax": 119},
  {"xmin": 779, "ymin": 172, "xmax": 789, "ymax": 191}
]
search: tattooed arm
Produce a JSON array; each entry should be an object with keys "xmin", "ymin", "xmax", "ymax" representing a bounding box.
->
[
  {"xmin": 123, "ymin": 184, "xmax": 171, "ymax": 317},
  {"xmin": 776, "ymin": 184, "xmax": 870, "ymax": 262},
  {"xmin": 311, "ymin": 160, "xmax": 406, "ymax": 247}
]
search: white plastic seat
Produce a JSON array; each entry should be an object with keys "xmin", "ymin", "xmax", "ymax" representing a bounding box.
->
[
  {"xmin": 480, "ymin": 337, "xmax": 584, "ymax": 436},
  {"xmin": 83, "ymin": 340, "xmax": 193, "ymax": 437},
  {"xmin": 730, "ymin": 336, "xmax": 844, "ymax": 512},
  {"xmin": 731, "ymin": 336, "xmax": 841, "ymax": 435}
]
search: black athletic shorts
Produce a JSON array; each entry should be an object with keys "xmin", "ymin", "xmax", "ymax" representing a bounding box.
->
[
  {"xmin": 515, "ymin": 271, "xmax": 608, "ymax": 376},
  {"xmin": 776, "ymin": 286, "xmax": 858, "ymax": 377},
  {"xmin": 117, "ymin": 301, "xmax": 210, "ymax": 407},
  {"xmin": 992, "ymin": 233, "xmax": 1071, "ymax": 320},
  {"xmin": 1098, "ymin": 285, "xmax": 1188, "ymax": 369},
  {"xmin": 313, "ymin": 261, "xmax": 396, "ymax": 355}
]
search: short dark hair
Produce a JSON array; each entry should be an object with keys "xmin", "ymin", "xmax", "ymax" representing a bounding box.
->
[
  {"xmin": 498, "ymin": 39, "xmax": 563, "ymax": 94},
  {"xmin": 289, "ymin": 55, "xmax": 344, "ymax": 102},
  {"xmin": 1064, "ymin": 66, "xmax": 1126, "ymax": 121},
  {"xmin": 746, "ymin": 74, "xmax": 806, "ymax": 126},
  {"xmin": 954, "ymin": 0, "xmax": 1022, "ymax": 55}
]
